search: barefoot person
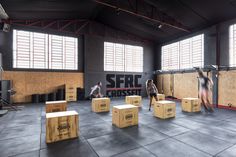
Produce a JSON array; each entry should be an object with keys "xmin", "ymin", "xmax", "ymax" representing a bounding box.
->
[
  {"xmin": 146, "ymin": 79, "xmax": 158, "ymax": 111},
  {"xmin": 197, "ymin": 69, "xmax": 214, "ymax": 112},
  {"xmin": 90, "ymin": 82, "xmax": 103, "ymax": 98}
]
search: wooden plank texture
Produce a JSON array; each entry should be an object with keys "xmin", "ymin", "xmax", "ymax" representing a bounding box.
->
[
  {"xmin": 218, "ymin": 71, "xmax": 236, "ymax": 107},
  {"xmin": 3, "ymin": 71, "xmax": 84, "ymax": 103}
]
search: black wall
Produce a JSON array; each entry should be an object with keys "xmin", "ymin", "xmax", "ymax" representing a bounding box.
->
[
  {"xmin": 0, "ymin": 25, "xmax": 84, "ymax": 72},
  {"xmin": 155, "ymin": 18, "xmax": 236, "ymax": 70},
  {"xmin": 155, "ymin": 17, "xmax": 236, "ymax": 105},
  {"xmin": 84, "ymin": 34, "xmax": 155, "ymax": 97},
  {"xmin": 0, "ymin": 22, "xmax": 155, "ymax": 98}
]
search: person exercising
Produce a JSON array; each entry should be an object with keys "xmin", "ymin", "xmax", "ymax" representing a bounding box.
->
[
  {"xmin": 90, "ymin": 82, "xmax": 103, "ymax": 98},
  {"xmin": 197, "ymin": 69, "xmax": 214, "ymax": 112},
  {"xmin": 146, "ymin": 79, "xmax": 158, "ymax": 111}
]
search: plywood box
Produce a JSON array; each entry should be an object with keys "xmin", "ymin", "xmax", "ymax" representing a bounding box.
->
[
  {"xmin": 112, "ymin": 104, "xmax": 138, "ymax": 128},
  {"xmin": 125, "ymin": 95, "xmax": 142, "ymax": 107},
  {"xmin": 151, "ymin": 94, "xmax": 165, "ymax": 105},
  {"xmin": 92, "ymin": 98, "xmax": 110, "ymax": 112},
  {"xmin": 182, "ymin": 98, "xmax": 200, "ymax": 112},
  {"xmin": 45, "ymin": 100, "xmax": 67, "ymax": 113},
  {"xmin": 157, "ymin": 94, "xmax": 165, "ymax": 100},
  {"xmin": 66, "ymin": 93, "xmax": 77, "ymax": 102},
  {"xmin": 66, "ymin": 85, "xmax": 77, "ymax": 92},
  {"xmin": 153, "ymin": 100, "xmax": 176, "ymax": 119},
  {"xmin": 46, "ymin": 111, "xmax": 79, "ymax": 143}
]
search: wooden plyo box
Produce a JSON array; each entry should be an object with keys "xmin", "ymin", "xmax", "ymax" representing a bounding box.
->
[
  {"xmin": 151, "ymin": 94, "xmax": 165, "ymax": 105},
  {"xmin": 125, "ymin": 95, "xmax": 142, "ymax": 107},
  {"xmin": 92, "ymin": 98, "xmax": 110, "ymax": 112},
  {"xmin": 157, "ymin": 94, "xmax": 165, "ymax": 100},
  {"xmin": 112, "ymin": 104, "xmax": 138, "ymax": 128},
  {"xmin": 153, "ymin": 100, "xmax": 176, "ymax": 119},
  {"xmin": 46, "ymin": 111, "xmax": 79, "ymax": 143},
  {"xmin": 45, "ymin": 100, "xmax": 67, "ymax": 113},
  {"xmin": 182, "ymin": 98, "xmax": 201, "ymax": 112},
  {"xmin": 65, "ymin": 85, "xmax": 76, "ymax": 92},
  {"xmin": 66, "ymin": 93, "xmax": 77, "ymax": 102}
]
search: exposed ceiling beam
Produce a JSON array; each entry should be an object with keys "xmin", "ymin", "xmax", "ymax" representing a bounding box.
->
[
  {"xmin": 3, "ymin": 19, "xmax": 88, "ymax": 35},
  {"xmin": 176, "ymin": 0, "xmax": 209, "ymax": 22},
  {"xmin": 0, "ymin": 4, "xmax": 9, "ymax": 19},
  {"xmin": 94, "ymin": 0, "xmax": 190, "ymax": 32}
]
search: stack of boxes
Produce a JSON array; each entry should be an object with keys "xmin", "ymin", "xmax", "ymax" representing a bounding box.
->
[
  {"xmin": 92, "ymin": 98, "xmax": 110, "ymax": 112},
  {"xmin": 125, "ymin": 95, "xmax": 142, "ymax": 107},
  {"xmin": 65, "ymin": 84, "xmax": 77, "ymax": 102},
  {"xmin": 112, "ymin": 104, "xmax": 138, "ymax": 128},
  {"xmin": 45, "ymin": 100, "xmax": 79, "ymax": 143},
  {"xmin": 153, "ymin": 100, "xmax": 176, "ymax": 119},
  {"xmin": 181, "ymin": 98, "xmax": 201, "ymax": 112}
]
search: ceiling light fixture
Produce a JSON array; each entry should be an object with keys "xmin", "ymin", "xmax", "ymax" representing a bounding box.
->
[{"xmin": 116, "ymin": 8, "xmax": 121, "ymax": 15}]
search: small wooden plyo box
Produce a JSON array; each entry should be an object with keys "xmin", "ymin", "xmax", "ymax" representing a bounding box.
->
[
  {"xmin": 157, "ymin": 94, "xmax": 165, "ymax": 101},
  {"xmin": 66, "ymin": 93, "xmax": 77, "ymax": 102},
  {"xmin": 153, "ymin": 100, "xmax": 176, "ymax": 119},
  {"xmin": 151, "ymin": 94, "xmax": 165, "ymax": 105},
  {"xmin": 46, "ymin": 111, "xmax": 79, "ymax": 143},
  {"xmin": 181, "ymin": 98, "xmax": 201, "ymax": 112},
  {"xmin": 45, "ymin": 100, "xmax": 67, "ymax": 113},
  {"xmin": 125, "ymin": 95, "xmax": 142, "ymax": 107},
  {"xmin": 112, "ymin": 104, "xmax": 138, "ymax": 128},
  {"xmin": 92, "ymin": 98, "xmax": 110, "ymax": 112}
]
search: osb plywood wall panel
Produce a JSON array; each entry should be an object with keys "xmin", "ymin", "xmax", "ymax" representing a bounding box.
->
[
  {"xmin": 173, "ymin": 73, "xmax": 199, "ymax": 99},
  {"xmin": 156, "ymin": 75, "xmax": 163, "ymax": 94},
  {"xmin": 3, "ymin": 71, "xmax": 84, "ymax": 103},
  {"xmin": 218, "ymin": 71, "xmax": 236, "ymax": 107},
  {"xmin": 156, "ymin": 74, "xmax": 172, "ymax": 96},
  {"xmin": 157, "ymin": 72, "xmax": 213, "ymax": 103}
]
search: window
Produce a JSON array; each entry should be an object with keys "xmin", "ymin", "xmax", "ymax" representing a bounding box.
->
[
  {"xmin": 161, "ymin": 34, "xmax": 204, "ymax": 70},
  {"xmin": 104, "ymin": 42, "xmax": 143, "ymax": 72},
  {"xmin": 161, "ymin": 42, "xmax": 179, "ymax": 70},
  {"xmin": 230, "ymin": 24, "xmax": 236, "ymax": 66},
  {"xmin": 13, "ymin": 30, "xmax": 78, "ymax": 70}
]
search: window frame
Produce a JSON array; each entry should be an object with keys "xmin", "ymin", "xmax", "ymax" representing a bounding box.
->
[
  {"xmin": 104, "ymin": 41, "xmax": 144, "ymax": 73},
  {"xmin": 13, "ymin": 29, "xmax": 78, "ymax": 71},
  {"xmin": 229, "ymin": 24, "xmax": 236, "ymax": 67},
  {"xmin": 161, "ymin": 34, "xmax": 204, "ymax": 71}
]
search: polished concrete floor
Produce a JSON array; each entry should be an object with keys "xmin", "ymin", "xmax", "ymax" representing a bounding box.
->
[{"xmin": 0, "ymin": 98, "xmax": 236, "ymax": 157}]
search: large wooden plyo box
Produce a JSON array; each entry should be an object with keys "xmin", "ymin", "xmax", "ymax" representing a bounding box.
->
[
  {"xmin": 65, "ymin": 84, "xmax": 77, "ymax": 102},
  {"xmin": 125, "ymin": 95, "xmax": 142, "ymax": 107},
  {"xmin": 112, "ymin": 104, "xmax": 138, "ymax": 128},
  {"xmin": 182, "ymin": 98, "xmax": 200, "ymax": 112},
  {"xmin": 92, "ymin": 98, "xmax": 110, "ymax": 112},
  {"xmin": 152, "ymin": 94, "xmax": 165, "ymax": 105},
  {"xmin": 46, "ymin": 111, "xmax": 79, "ymax": 143},
  {"xmin": 153, "ymin": 100, "xmax": 176, "ymax": 119},
  {"xmin": 45, "ymin": 100, "xmax": 67, "ymax": 113}
]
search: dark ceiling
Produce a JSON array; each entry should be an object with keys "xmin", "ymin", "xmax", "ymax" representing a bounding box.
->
[{"xmin": 1, "ymin": 0, "xmax": 236, "ymax": 43}]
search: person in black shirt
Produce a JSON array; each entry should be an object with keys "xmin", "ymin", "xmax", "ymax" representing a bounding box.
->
[{"xmin": 197, "ymin": 69, "xmax": 214, "ymax": 112}]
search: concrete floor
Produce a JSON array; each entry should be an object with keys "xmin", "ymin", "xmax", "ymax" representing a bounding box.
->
[{"xmin": 0, "ymin": 98, "xmax": 236, "ymax": 157}]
